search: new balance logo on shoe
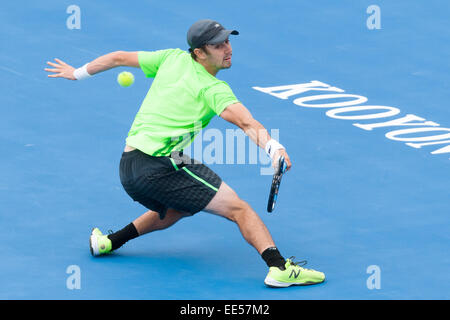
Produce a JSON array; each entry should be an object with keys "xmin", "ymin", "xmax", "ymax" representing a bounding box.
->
[{"xmin": 289, "ymin": 269, "xmax": 301, "ymax": 279}]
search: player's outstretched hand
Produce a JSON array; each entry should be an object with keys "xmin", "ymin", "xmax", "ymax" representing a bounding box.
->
[
  {"xmin": 45, "ymin": 58, "xmax": 76, "ymax": 80},
  {"xmin": 273, "ymin": 149, "xmax": 291, "ymax": 172}
]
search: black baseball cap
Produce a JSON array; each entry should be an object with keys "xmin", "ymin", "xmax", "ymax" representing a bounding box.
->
[{"xmin": 187, "ymin": 19, "xmax": 239, "ymax": 52}]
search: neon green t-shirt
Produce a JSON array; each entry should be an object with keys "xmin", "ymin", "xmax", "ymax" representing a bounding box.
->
[{"xmin": 126, "ymin": 48, "xmax": 239, "ymax": 156}]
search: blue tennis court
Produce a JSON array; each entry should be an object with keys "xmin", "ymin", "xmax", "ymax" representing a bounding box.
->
[{"xmin": 1, "ymin": 0, "xmax": 449, "ymax": 300}]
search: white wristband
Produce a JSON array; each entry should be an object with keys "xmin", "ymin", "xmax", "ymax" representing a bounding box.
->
[
  {"xmin": 265, "ymin": 139, "xmax": 284, "ymax": 160},
  {"xmin": 73, "ymin": 63, "xmax": 92, "ymax": 80}
]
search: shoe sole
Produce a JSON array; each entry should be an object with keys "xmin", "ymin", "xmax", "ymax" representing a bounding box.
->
[
  {"xmin": 264, "ymin": 276, "xmax": 325, "ymax": 288},
  {"xmin": 89, "ymin": 228, "xmax": 99, "ymax": 256}
]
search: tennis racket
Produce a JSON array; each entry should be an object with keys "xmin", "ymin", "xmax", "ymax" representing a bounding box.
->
[{"xmin": 267, "ymin": 156, "xmax": 287, "ymax": 213}]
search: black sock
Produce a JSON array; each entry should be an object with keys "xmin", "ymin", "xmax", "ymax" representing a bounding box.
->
[
  {"xmin": 107, "ymin": 223, "xmax": 139, "ymax": 251},
  {"xmin": 261, "ymin": 247, "xmax": 286, "ymax": 270}
]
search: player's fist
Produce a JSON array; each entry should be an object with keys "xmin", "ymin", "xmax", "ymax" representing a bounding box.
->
[{"xmin": 273, "ymin": 149, "xmax": 291, "ymax": 171}]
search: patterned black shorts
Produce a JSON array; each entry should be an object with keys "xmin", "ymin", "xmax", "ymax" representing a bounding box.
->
[{"xmin": 119, "ymin": 149, "xmax": 222, "ymax": 219}]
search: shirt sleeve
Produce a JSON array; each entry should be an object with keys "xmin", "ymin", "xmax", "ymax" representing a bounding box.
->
[
  {"xmin": 203, "ymin": 81, "xmax": 240, "ymax": 115},
  {"xmin": 138, "ymin": 49, "xmax": 173, "ymax": 78}
]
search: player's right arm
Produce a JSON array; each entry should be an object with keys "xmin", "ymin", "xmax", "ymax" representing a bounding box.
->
[
  {"xmin": 220, "ymin": 102, "xmax": 292, "ymax": 171},
  {"xmin": 45, "ymin": 51, "xmax": 139, "ymax": 80}
]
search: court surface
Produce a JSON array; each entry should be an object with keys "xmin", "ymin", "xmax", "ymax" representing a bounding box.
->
[{"xmin": 1, "ymin": 0, "xmax": 449, "ymax": 299}]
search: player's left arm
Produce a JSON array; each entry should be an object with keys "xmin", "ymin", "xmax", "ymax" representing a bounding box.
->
[
  {"xmin": 220, "ymin": 102, "xmax": 292, "ymax": 170},
  {"xmin": 45, "ymin": 51, "xmax": 139, "ymax": 80}
]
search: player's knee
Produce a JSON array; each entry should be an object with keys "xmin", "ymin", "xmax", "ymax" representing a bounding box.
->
[{"xmin": 228, "ymin": 199, "xmax": 250, "ymax": 222}]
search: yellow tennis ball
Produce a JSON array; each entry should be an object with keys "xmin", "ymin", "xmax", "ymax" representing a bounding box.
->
[{"xmin": 117, "ymin": 71, "xmax": 134, "ymax": 87}]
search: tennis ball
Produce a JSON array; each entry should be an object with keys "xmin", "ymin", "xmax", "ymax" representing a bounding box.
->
[{"xmin": 117, "ymin": 71, "xmax": 134, "ymax": 87}]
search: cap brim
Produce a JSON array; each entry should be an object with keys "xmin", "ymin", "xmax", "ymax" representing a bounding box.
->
[{"xmin": 207, "ymin": 29, "xmax": 239, "ymax": 45}]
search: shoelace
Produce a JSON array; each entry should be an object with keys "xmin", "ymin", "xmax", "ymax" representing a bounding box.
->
[{"xmin": 287, "ymin": 256, "xmax": 312, "ymax": 270}]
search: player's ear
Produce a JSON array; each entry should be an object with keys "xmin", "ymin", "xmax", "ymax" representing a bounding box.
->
[
  {"xmin": 192, "ymin": 48, "xmax": 202, "ymax": 61},
  {"xmin": 194, "ymin": 46, "xmax": 208, "ymax": 60}
]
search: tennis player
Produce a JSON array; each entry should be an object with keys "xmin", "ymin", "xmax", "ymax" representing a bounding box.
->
[{"xmin": 45, "ymin": 19, "xmax": 325, "ymax": 287}]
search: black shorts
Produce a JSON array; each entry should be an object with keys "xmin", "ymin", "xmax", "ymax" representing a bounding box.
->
[{"xmin": 119, "ymin": 149, "xmax": 222, "ymax": 219}]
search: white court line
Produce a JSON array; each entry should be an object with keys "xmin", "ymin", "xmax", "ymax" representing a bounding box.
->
[{"xmin": 0, "ymin": 65, "xmax": 24, "ymax": 76}]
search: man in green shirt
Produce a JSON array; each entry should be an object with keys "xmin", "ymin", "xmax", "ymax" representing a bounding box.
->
[{"xmin": 45, "ymin": 19, "xmax": 325, "ymax": 287}]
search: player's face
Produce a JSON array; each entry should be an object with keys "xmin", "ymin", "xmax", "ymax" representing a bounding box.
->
[{"xmin": 205, "ymin": 38, "xmax": 233, "ymax": 70}]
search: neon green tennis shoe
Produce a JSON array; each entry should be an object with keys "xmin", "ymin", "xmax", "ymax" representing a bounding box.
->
[
  {"xmin": 264, "ymin": 257, "xmax": 325, "ymax": 287},
  {"xmin": 89, "ymin": 228, "xmax": 112, "ymax": 256}
]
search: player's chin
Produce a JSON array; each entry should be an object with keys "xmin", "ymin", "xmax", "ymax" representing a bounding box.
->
[{"xmin": 222, "ymin": 61, "xmax": 232, "ymax": 69}]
